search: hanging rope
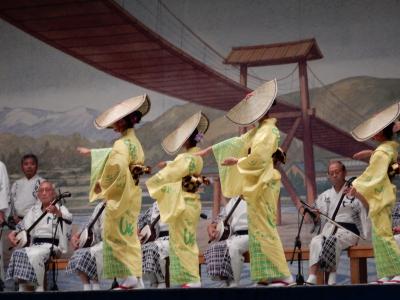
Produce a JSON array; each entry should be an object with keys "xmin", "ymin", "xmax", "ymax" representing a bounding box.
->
[{"xmin": 307, "ymin": 66, "xmax": 365, "ymax": 122}]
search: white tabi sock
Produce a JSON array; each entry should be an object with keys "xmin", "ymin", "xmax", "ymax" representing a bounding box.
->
[
  {"xmin": 306, "ymin": 274, "xmax": 317, "ymax": 284},
  {"xmin": 122, "ymin": 276, "xmax": 138, "ymax": 288},
  {"xmin": 328, "ymin": 272, "xmax": 336, "ymax": 285},
  {"xmin": 83, "ymin": 283, "xmax": 91, "ymax": 291},
  {"xmin": 35, "ymin": 285, "xmax": 44, "ymax": 292},
  {"xmin": 391, "ymin": 275, "xmax": 400, "ymax": 282},
  {"xmin": 18, "ymin": 283, "xmax": 29, "ymax": 292}
]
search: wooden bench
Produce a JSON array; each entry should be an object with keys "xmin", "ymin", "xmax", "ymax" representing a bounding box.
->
[
  {"xmin": 44, "ymin": 258, "xmax": 69, "ymax": 290},
  {"xmin": 165, "ymin": 248, "xmax": 324, "ymax": 286},
  {"xmin": 47, "ymin": 258, "xmax": 69, "ymax": 270},
  {"xmin": 192, "ymin": 246, "xmax": 374, "ymax": 286},
  {"xmin": 48, "ymin": 245, "xmax": 374, "ymax": 288},
  {"xmin": 347, "ymin": 245, "xmax": 373, "ymax": 284}
]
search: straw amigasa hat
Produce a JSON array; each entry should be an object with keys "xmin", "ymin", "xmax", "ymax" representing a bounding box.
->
[
  {"xmin": 225, "ymin": 78, "xmax": 277, "ymax": 126},
  {"xmin": 94, "ymin": 94, "xmax": 151, "ymax": 129},
  {"xmin": 162, "ymin": 111, "xmax": 209, "ymax": 155},
  {"xmin": 351, "ymin": 101, "xmax": 400, "ymax": 142}
]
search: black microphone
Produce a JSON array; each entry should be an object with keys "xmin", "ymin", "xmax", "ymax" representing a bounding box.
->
[
  {"xmin": 60, "ymin": 192, "xmax": 72, "ymax": 198},
  {"xmin": 302, "ymin": 207, "xmax": 320, "ymax": 234},
  {"xmin": 303, "ymin": 207, "xmax": 317, "ymax": 220},
  {"xmin": 200, "ymin": 213, "xmax": 208, "ymax": 219}
]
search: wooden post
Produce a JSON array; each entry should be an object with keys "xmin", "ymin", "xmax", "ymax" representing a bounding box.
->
[
  {"xmin": 276, "ymin": 196, "xmax": 282, "ymax": 225},
  {"xmin": 280, "ymin": 117, "xmax": 301, "ymax": 153},
  {"xmin": 298, "ymin": 60, "xmax": 317, "ymax": 205},
  {"xmin": 278, "ymin": 165, "xmax": 302, "ymax": 209},
  {"xmin": 240, "ymin": 64, "xmax": 247, "ymax": 86},
  {"xmin": 212, "ymin": 177, "xmax": 222, "ymax": 220},
  {"xmin": 239, "ymin": 64, "xmax": 248, "ymax": 135}
]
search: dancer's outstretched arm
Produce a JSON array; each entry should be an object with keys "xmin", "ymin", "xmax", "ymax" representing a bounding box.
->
[{"xmin": 194, "ymin": 146, "xmax": 212, "ymax": 157}]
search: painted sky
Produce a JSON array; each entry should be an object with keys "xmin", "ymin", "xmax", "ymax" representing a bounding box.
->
[{"xmin": 1, "ymin": 0, "xmax": 399, "ymax": 117}]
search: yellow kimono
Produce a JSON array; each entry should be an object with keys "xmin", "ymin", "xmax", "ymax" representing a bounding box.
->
[
  {"xmin": 353, "ymin": 141, "xmax": 400, "ymax": 278},
  {"xmin": 213, "ymin": 118, "xmax": 291, "ymax": 281},
  {"xmin": 90, "ymin": 128, "xmax": 143, "ymax": 278},
  {"xmin": 146, "ymin": 147, "xmax": 203, "ymax": 285}
]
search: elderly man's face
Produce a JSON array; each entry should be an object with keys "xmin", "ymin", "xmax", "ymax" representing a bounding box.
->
[
  {"xmin": 37, "ymin": 182, "xmax": 55, "ymax": 206},
  {"xmin": 327, "ymin": 163, "xmax": 346, "ymax": 187}
]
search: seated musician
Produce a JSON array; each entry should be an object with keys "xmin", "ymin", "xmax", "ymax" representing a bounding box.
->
[
  {"xmin": 10, "ymin": 154, "xmax": 44, "ymax": 226},
  {"xmin": 66, "ymin": 201, "xmax": 105, "ymax": 291},
  {"xmin": 6, "ymin": 181, "xmax": 72, "ymax": 292},
  {"xmin": 138, "ymin": 202, "xmax": 169, "ymax": 288},
  {"xmin": 305, "ymin": 161, "xmax": 369, "ymax": 285},
  {"xmin": 204, "ymin": 196, "xmax": 248, "ymax": 287},
  {"xmin": 392, "ymin": 201, "xmax": 400, "ymax": 246}
]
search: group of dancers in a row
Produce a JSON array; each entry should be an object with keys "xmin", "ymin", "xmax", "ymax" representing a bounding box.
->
[{"xmin": 1, "ymin": 79, "xmax": 400, "ymax": 291}]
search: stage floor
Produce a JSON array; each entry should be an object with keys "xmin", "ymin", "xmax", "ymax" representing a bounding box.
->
[{"xmin": 2, "ymin": 285, "xmax": 400, "ymax": 300}]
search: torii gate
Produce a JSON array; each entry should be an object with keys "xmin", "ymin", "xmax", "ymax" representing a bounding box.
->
[{"xmin": 223, "ymin": 39, "xmax": 323, "ymax": 220}]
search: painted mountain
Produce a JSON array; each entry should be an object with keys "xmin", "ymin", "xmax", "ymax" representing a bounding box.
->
[{"xmin": 0, "ymin": 106, "xmax": 115, "ymax": 141}]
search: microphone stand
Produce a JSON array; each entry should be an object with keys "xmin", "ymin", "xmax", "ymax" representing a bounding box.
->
[
  {"xmin": 290, "ymin": 209, "xmax": 306, "ymax": 285},
  {"xmin": 49, "ymin": 191, "xmax": 70, "ymax": 291},
  {"xmin": 49, "ymin": 217, "xmax": 60, "ymax": 291},
  {"xmin": 0, "ymin": 226, "xmax": 3, "ymax": 290},
  {"xmin": 111, "ymin": 278, "xmax": 119, "ymax": 289}
]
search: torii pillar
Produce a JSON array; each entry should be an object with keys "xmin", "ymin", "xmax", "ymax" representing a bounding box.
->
[{"xmin": 298, "ymin": 60, "xmax": 317, "ymax": 204}]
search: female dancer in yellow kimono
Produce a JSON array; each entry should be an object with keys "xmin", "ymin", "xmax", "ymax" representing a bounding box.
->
[
  {"xmin": 78, "ymin": 95, "xmax": 150, "ymax": 289},
  {"xmin": 349, "ymin": 102, "xmax": 400, "ymax": 284},
  {"xmin": 146, "ymin": 112, "xmax": 209, "ymax": 288},
  {"xmin": 196, "ymin": 79, "xmax": 293, "ymax": 286}
]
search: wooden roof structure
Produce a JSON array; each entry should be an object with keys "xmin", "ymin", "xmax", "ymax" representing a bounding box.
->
[
  {"xmin": 0, "ymin": 0, "xmax": 373, "ymax": 158},
  {"xmin": 224, "ymin": 39, "xmax": 323, "ymax": 67}
]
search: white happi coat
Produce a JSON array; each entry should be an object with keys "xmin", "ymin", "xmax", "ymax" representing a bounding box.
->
[
  {"xmin": 10, "ymin": 175, "xmax": 44, "ymax": 218},
  {"xmin": 149, "ymin": 202, "xmax": 169, "ymax": 261},
  {"xmin": 17, "ymin": 202, "xmax": 72, "ymax": 285},
  {"xmin": 0, "ymin": 161, "xmax": 10, "ymax": 281},
  {"xmin": 219, "ymin": 197, "xmax": 249, "ymax": 283},
  {"xmin": 309, "ymin": 184, "xmax": 369, "ymax": 268}
]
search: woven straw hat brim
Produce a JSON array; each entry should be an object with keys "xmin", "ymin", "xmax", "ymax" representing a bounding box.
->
[
  {"xmin": 94, "ymin": 94, "xmax": 151, "ymax": 129},
  {"xmin": 162, "ymin": 111, "xmax": 209, "ymax": 155},
  {"xmin": 351, "ymin": 102, "xmax": 400, "ymax": 142},
  {"xmin": 225, "ymin": 79, "xmax": 277, "ymax": 126}
]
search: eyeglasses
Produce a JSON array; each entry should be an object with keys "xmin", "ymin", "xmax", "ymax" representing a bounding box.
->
[
  {"xmin": 328, "ymin": 171, "xmax": 343, "ymax": 177},
  {"xmin": 38, "ymin": 188, "xmax": 53, "ymax": 193}
]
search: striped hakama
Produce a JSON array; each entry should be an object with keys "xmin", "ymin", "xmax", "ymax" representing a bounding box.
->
[{"xmin": 204, "ymin": 240, "xmax": 233, "ymax": 280}]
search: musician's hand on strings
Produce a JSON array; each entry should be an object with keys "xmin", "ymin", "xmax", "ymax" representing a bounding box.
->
[
  {"xmin": 71, "ymin": 233, "xmax": 80, "ymax": 250},
  {"xmin": 207, "ymin": 223, "xmax": 218, "ymax": 240},
  {"xmin": 76, "ymin": 146, "xmax": 91, "ymax": 156},
  {"xmin": 8, "ymin": 231, "xmax": 18, "ymax": 247},
  {"xmin": 47, "ymin": 205, "xmax": 62, "ymax": 217},
  {"xmin": 346, "ymin": 186, "xmax": 357, "ymax": 198},
  {"xmin": 221, "ymin": 157, "xmax": 238, "ymax": 166}
]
